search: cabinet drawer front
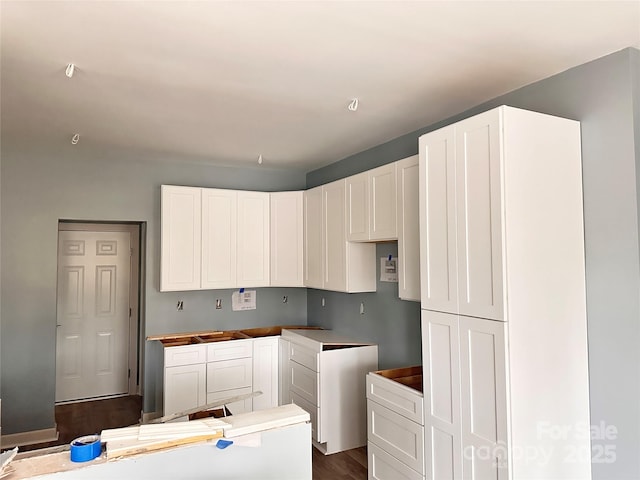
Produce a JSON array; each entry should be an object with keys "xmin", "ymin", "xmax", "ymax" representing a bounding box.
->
[
  {"xmin": 368, "ymin": 441, "xmax": 424, "ymax": 480},
  {"xmin": 207, "ymin": 339, "xmax": 253, "ymax": 362},
  {"xmin": 289, "ymin": 342, "xmax": 318, "ymax": 372},
  {"xmin": 164, "ymin": 344, "xmax": 207, "ymax": 367},
  {"xmin": 290, "ymin": 362, "xmax": 318, "ymax": 406},
  {"xmin": 367, "ymin": 373, "xmax": 424, "ymax": 425},
  {"xmin": 368, "ymin": 401, "xmax": 425, "ymax": 474},
  {"xmin": 207, "ymin": 357, "xmax": 252, "ymax": 392},
  {"xmin": 207, "ymin": 386, "xmax": 252, "ymax": 415},
  {"xmin": 291, "ymin": 391, "xmax": 319, "ymax": 443}
]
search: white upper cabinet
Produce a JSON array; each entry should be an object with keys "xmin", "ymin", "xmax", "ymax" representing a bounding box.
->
[
  {"xmin": 346, "ymin": 172, "xmax": 369, "ymax": 241},
  {"xmin": 369, "ymin": 163, "xmax": 398, "ymax": 240},
  {"xmin": 161, "ymin": 185, "xmax": 202, "ymax": 292},
  {"xmin": 396, "ymin": 155, "xmax": 420, "ymax": 302},
  {"xmin": 162, "ymin": 186, "xmax": 269, "ymax": 290},
  {"xmin": 323, "ymin": 179, "xmax": 348, "ymax": 291},
  {"xmin": 304, "ymin": 180, "xmax": 376, "ymax": 293},
  {"xmin": 270, "ymin": 191, "xmax": 304, "ymax": 287},
  {"xmin": 237, "ymin": 191, "xmax": 270, "ymax": 287},
  {"xmin": 202, "ymin": 188, "xmax": 237, "ymax": 289},
  {"xmin": 346, "ymin": 163, "xmax": 397, "ymax": 242},
  {"xmin": 419, "ymin": 109, "xmax": 503, "ymax": 319},
  {"xmin": 454, "ymin": 110, "xmax": 503, "ymax": 320},
  {"xmin": 419, "ymin": 126, "xmax": 459, "ymax": 314},
  {"xmin": 303, "ymin": 186, "xmax": 324, "ymax": 289}
]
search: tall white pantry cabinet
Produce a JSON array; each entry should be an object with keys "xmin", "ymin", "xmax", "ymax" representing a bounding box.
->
[{"xmin": 419, "ymin": 106, "xmax": 591, "ymax": 479}]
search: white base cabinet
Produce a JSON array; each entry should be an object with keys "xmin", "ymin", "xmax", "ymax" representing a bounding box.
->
[
  {"xmin": 283, "ymin": 329, "xmax": 378, "ymax": 455},
  {"xmin": 163, "ymin": 344, "xmax": 207, "ymax": 416},
  {"xmin": 162, "ymin": 336, "xmax": 280, "ymax": 417},
  {"xmin": 367, "ymin": 367, "xmax": 425, "ymax": 480}
]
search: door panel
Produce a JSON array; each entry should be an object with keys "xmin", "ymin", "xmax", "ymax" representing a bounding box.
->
[
  {"xmin": 459, "ymin": 316, "xmax": 508, "ymax": 479},
  {"xmin": 304, "ymin": 186, "xmax": 323, "ymax": 288},
  {"xmin": 323, "ymin": 179, "xmax": 347, "ymax": 291},
  {"xmin": 422, "ymin": 310, "xmax": 462, "ymax": 480},
  {"xmin": 56, "ymin": 230, "xmax": 131, "ymax": 402},
  {"xmin": 202, "ymin": 188, "xmax": 237, "ymax": 289},
  {"xmin": 455, "ymin": 110, "xmax": 504, "ymax": 320},
  {"xmin": 419, "ymin": 128, "xmax": 457, "ymax": 312}
]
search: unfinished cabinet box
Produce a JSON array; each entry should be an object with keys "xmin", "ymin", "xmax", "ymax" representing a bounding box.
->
[
  {"xmin": 367, "ymin": 367, "xmax": 425, "ymax": 480},
  {"xmin": 282, "ymin": 328, "xmax": 378, "ymax": 455}
]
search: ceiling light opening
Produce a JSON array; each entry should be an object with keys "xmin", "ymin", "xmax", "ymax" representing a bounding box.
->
[
  {"xmin": 71, "ymin": 133, "xmax": 80, "ymax": 145},
  {"xmin": 348, "ymin": 98, "xmax": 359, "ymax": 112},
  {"xmin": 65, "ymin": 63, "xmax": 76, "ymax": 78}
]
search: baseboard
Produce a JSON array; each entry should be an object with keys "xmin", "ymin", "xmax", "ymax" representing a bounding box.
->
[
  {"xmin": 141, "ymin": 411, "xmax": 161, "ymax": 423},
  {"xmin": 1, "ymin": 425, "xmax": 59, "ymax": 449}
]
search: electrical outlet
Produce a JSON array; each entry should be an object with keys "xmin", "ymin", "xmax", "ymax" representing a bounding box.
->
[{"xmin": 177, "ymin": 300, "xmax": 184, "ymax": 311}]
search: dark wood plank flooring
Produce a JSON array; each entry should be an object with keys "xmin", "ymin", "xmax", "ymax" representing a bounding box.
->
[{"xmin": 19, "ymin": 395, "xmax": 369, "ymax": 478}]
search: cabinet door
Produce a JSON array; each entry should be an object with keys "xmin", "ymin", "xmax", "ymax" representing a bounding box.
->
[
  {"xmin": 459, "ymin": 316, "xmax": 508, "ymax": 480},
  {"xmin": 252, "ymin": 337, "xmax": 279, "ymax": 411},
  {"xmin": 270, "ymin": 191, "xmax": 304, "ymax": 287},
  {"xmin": 369, "ymin": 163, "xmax": 397, "ymax": 241},
  {"xmin": 422, "ymin": 310, "xmax": 462, "ymax": 480},
  {"xmin": 161, "ymin": 185, "xmax": 202, "ymax": 291},
  {"xmin": 396, "ymin": 155, "xmax": 420, "ymax": 301},
  {"xmin": 323, "ymin": 179, "xmax": 347, "ymax": 291},
  {"xmin": 164, "ymin": 363, "xmax": 206, "ymax": 416},
  {"xmin": 304, "ymin": 186, "xmax": 323, "ymax": 289},
  {"xmin": 346, "ymin": 172, "xmax": 369, "ymax": 241},
  {"xmin": 418, "ymin": 129, "xmax": 457, "ymax": 312},
  {"xmin": 237, "ymin": 191, "xmax": 270, "ymax": 287},
  {"xmin": 201, "ymin": 188, "xmax": 237, "ymax": 289},
  {"xmin": 455, "ymin": 110, "xmax": 504, "ymax": 320}
]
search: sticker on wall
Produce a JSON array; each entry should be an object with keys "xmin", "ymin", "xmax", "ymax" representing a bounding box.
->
[
  {"xmin": 380, "ymin": 256, "xmax": 398, "ymax": 282},
  {"xmin": 232, "ymin": 290, "xmax": 256, "ymax": 311}
]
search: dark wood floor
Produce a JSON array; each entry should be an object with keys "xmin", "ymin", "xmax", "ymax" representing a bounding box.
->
[{"xmin": 20, "ymin": 396, "xmax": 368, "ymax": 479}]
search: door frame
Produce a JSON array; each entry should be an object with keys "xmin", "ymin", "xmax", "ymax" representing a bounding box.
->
[{"xmin": 58, "ymin": 221, "xmax": 144, "ymax": 397}]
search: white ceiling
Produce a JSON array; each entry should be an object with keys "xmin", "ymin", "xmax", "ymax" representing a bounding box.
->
[{"xmin": 2, "ymin": 1, "xmax": 639, "ymax": 171}]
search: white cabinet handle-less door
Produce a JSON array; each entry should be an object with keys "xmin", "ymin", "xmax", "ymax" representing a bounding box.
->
[{"xmin": 454, "ymin": 110, "xmax": 504, "ymax": 321}]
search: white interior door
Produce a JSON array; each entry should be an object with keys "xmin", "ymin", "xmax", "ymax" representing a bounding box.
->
[{"xmin": 56, "ymin": 230, "xmax": 131, "ymax": 402}]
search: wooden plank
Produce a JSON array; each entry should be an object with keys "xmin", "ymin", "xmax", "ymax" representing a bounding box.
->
[
  {"xmin": 106, "ymin": 433, "xmax": 222, "ymax": 459},
  {"xmin": 223, "ymin": 404, "xmax": 310, "ymax": 438},
  {"xmin": 138, "ymin": 421, "xmax": 226, "ymax": 440},
  {"xmin": 100, "ymin": 426, "xmax": 140, "ymax": 443}
]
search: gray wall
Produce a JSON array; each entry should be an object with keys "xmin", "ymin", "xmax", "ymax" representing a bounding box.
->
[
  {"xmin": 0, "ymin": 144, "xmax": 307, "ymax": 433},
  {"xmin": 307, "ymin": 48, "xmax": 640, "ymax": 479},
  {"xmin": 307, "ymin": 243, "xmax": 422, "ymax": 370}
]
